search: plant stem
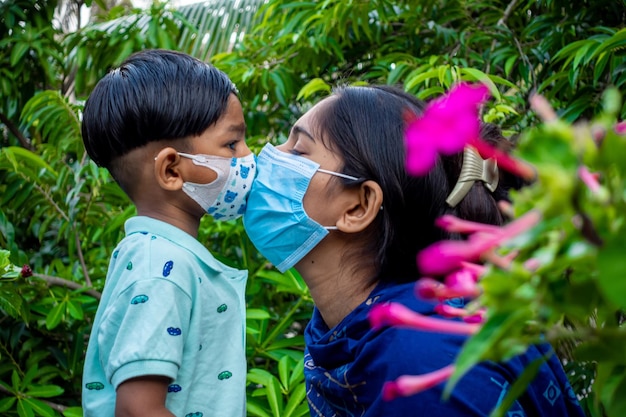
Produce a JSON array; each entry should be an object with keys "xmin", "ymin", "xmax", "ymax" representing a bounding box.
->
[{"xmin": 33, "ymin": 273, "xmax": 101, "ymax": 300}]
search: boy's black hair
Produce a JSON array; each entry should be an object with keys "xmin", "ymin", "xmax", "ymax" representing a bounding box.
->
[{"xmin": 81, "ymin": 49, "xmax": 238, "ymax": 171}]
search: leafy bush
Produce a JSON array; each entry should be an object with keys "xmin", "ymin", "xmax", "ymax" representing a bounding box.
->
[{"xmin": 1, "ymin": 0, "xmax": 626, "ymax": 416}]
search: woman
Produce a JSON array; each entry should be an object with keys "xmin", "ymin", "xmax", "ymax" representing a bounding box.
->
[{"xmin": 243, "ymin": 85, "xmax": 584, "ymax": 416}]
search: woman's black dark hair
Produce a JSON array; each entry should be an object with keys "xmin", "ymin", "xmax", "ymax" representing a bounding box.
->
[
  {"xmin": 313, "ymin": 85, "xmax": 521, "ymax": 284},
  {"xmin": 81, "ymin": 49, "xmax": 237, "ymax": 170}
]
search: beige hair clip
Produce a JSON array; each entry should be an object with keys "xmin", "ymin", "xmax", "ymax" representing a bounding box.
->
[{"xmin": 446, "ymin": 146, "xmax": 499, "ymax": 207}]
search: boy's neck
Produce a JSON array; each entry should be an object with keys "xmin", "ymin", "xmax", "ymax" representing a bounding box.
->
[{"xmin": 136, "ymin": 206, "xmax": 201, "ymax": 238}]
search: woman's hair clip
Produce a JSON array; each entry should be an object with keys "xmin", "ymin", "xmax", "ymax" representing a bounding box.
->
[{"xmin": 446, "ymin": 146, "xmax": 499, "ymax": 207}]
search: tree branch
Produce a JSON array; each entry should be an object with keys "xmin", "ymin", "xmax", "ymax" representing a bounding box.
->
[
  {"xmin": 33, "ymin": 273, "xmax": 101, "ymax": 300},
  {"xmin": 497, "ymin": 0, "xmax": 520, "ymax": 27},
  {"xmin": 74, "ymin": 230, "xmax": 92, "ymax": 287},
  {"xmin": 0, "ymin": 112, "xmax": 33, "ymax": 150},
  {"xmin": 485, "ymin": 0, "xmax": 521, "ymax": 75}
]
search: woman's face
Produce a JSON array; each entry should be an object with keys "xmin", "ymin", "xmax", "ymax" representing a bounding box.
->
[{"xmin": 277, "ymin": 96, "xmax": 347, "ymax": 227}]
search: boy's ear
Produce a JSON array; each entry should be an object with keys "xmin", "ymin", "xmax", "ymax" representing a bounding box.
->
[
  {"xmin": 153, "ymin": 147, "xmax": 185, "ymax": 191},
  {"xmin": 336, "ymin": 180, "xmax": 383, "ymax": 233}
]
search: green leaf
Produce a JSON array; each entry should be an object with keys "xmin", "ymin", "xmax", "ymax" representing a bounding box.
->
[
  {"xmin": 247, "ymin": 308, "xmax": 271, "ymax": 320},
  {"xmin": 459, "ymin": 67, "xmax": 501, "ymax": 101},
  {"xmin": 10, "ymin": 42, "xmax": 29, "ymax": 67},
  {"xmin": 605, "ymin": 373, "xmax": 626, "ymax": 417},
  {"xmin": 45, "ymin": 302, "xmax": 65, "ymax": 330},
  {"xmin": 283, "ymin": 382, "xmax": 306, "ymax": 417},
  {"xmin": 25, "ymin": 384, "xmax": 64, "ymax": 398},
  {"xmin": 0, "ymin": 397, "xmax": 16, "ymax": 412},
  {"xmin": 1, "ymin": 147, "xmax": 58, "ymax": 178},
  {"xmin": 296, "ymin": 78, "xmax": 331, "ymax": 100},
  {"xmin": 278, "ymin": 355, "xmax": 291, "ymax": 390},
  {"xmin": 597, "ymin": 229, "xmax": 626, "ymax": 310},
  {"xmin": 62, "ymin": 407, "xmax": 84, "ymax": 417},
  {"xmin": 16, "ymin": 398, "xmax": 34, "ymax": 417},
  {"xmin": 489, "ymin": 357, "xmax": 545, "ymax": 417},
  {"xmin": 23, "ymin": 398, "xmax": 55, "ymax": 417},
  {"xmin": 444, "ymin": 309, "xmax": 532, "ymax": 398},
  {"xmin": 266, "ymin": 375, "xmax": 284, "ymax": 417}
]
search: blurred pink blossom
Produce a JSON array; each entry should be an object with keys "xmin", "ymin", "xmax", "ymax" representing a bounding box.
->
[
  {"xmin": 415, "ymin": 275, "xmax": 480, "ymax": 301},
  {"xmin": 369, "ymin": 302, "xmax": 480, "ymax": 335},
  {"xmin": 470, "ymin": 138, "xmax": 537, "ymax": 181},
  {"xmin": 434, "ymin": 304, "xmax": 486, "ymax": 324},
  {"xmin": 405, "ymin": 83, "xmax": 490, "ymax": 176},
  {"xmin": 578, "ymin": 166, "xmax": 601, "ymax": 193},
  {"xmin": 418, "ymin": 211, "xmax": 542, "ymax": 275},
  {"xmin": 615, "ymin": 121, "xmax": 626, "ymax": 135},
  {"xmin": 459, "ymin": 261, "xmax": 487, "ymax": 277},
  {"xmin": 524, "ymin": 258, "xmax": 541, "ymax": 272},
  {"xmin": 383, "ymin": 365, "xmax": 456, "ymax": 401},
  {"xmin": 435, "ymin": 215, "xmax": 501, "ymax": 234}
]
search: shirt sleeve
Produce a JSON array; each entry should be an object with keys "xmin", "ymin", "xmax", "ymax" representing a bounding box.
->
[{"xmin": 97, "ymin": 278, "xmax": 192, "ymax": 389}]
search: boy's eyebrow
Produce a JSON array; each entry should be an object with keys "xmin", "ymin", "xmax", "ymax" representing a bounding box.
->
[
  {"xmin": 228, "ymin": 122, "xmax": 247, "ymax": 134},
  {"xmin": 292, "ymin": 125, "xmax": 316, "ymax": 142}
]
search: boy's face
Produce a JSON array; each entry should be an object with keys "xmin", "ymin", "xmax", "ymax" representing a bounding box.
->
[{"xmin": 182, "ymin": 94, "xmax": 250, "ymax": 185}]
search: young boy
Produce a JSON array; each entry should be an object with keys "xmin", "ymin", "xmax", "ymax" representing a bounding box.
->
[{"xmin": 81, "ymin": 50, "xmax": 255, "ymax": 417}]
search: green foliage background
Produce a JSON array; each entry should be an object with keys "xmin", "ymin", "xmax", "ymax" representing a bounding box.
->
[{"xmin": 1, "ymin": 0, "xmax": 625, "ymax": 416}]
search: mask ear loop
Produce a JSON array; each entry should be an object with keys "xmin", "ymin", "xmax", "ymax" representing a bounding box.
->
[
  {"xmin": 446, "ymin": 146, "xmax": 499, "ymax": 208},
  {"xmin": 317, "ymin": 168, "xmax": 362, "ymax": 182}
]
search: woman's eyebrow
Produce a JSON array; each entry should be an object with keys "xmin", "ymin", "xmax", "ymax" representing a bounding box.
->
[{"xmin": 292, "ymin": 125, "xmax": 316, "ymax": 142}]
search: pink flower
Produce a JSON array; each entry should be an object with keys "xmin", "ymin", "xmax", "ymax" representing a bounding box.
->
[
  {"xmin": 435, "ymin": 215, "xmax": 501, "ymax": 234},
  {"xmin": 418, "ymin": 211, "xmax": 542, "ymax": 275},
  {"xmin": 529, "ymin": 94, "xmax": 558, "ymax": 123},
  {"xmin": 405, "ymin": 83, "xmax": 490, "ymax": 176},
  {"xmin": 434, "ymin": 304, "xmax": 486, "ymax": 324},
  {"xmin": 615, "ymin": 121, "xmax": 626, "ymax": 135},
  {"xmin": 21, "ymin": 264, "xmax": 33, "ymax": 278},
  {"xmin": 459, "ymin": 261, "xmax": 487, "ymax": 277},
  {"xmin": 417, "ymin": 240, "xmax": 481, "ymax": 275},
  {"xmin": 524, "ymin": 258, "xmax": 541, "ymax": 271},
  {"xmin": 369, "ymin": 302, "xmax": 480, "ymax": 335},
  {"xmin": 578, "ymin": 166, "xmax": 601, "ymax": 193},
  {"xmin": 469, "ymin": 137, "xmax": 537, "ymax": 181},
  {"xmin": 415, "ymin": 275, "xmax": 480, "ymax": 301},
  {"xmin": 383, "ymin": 365, "xmax": 455, "ymax": 401}
]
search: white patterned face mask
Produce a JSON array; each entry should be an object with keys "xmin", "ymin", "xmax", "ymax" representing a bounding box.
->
[{"xmin": 178, "ymin": 152, "xmax": 257, "ymax": 221}]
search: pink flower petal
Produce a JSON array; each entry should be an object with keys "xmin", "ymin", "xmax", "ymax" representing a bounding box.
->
[
  {"xmin": 529, "ymin": 94, "xmax": 558, "ymax": 123},
  {"xmin": 463, "ymin": 310, "xmax": 486, "ymax": 324},
  {"xmin": 369, "ymin": 302, "xmax": 480, "ymax": 335},
  {"xmin": 417, "ymin": 240, "xmax": 482, "ymax": 275},
  {"xmin": 470, "ymin": 137, "xmax": 537, "ymax": 181},
  {"xmin": 436, "ymin": 215, "xmax": 501, "ymax": 234},
  {"xmin": 435, "ymin": 304, "xmax": 486, "ymax": 323},
  {"xmin": 418, "ymin": 211, "xmax": 542, "ymax": 276},
  {"xmin": 616, "ymin": 121, "xmax": 626, "ymax": 135},
  {"xmin": 382, "ymin": 365, "xmax": 456, "ymax": 401},
  {"xmin": 578, "ymin": 165, "xmax": 601, "ymax": 193},
  {"xmin": 524, "ymin": 258, "xmax": 541, "ymax": 271},
  {"xmin": 459, "ymin": 261, "xmax": 487, "ymax": 278},
  {"xmin": 404, "ymin": 83, "xmax": 490, "ymax": 177},
  {"xmin": 434, "ymin": 303, "xmax": 467, "ymax": 318},
  {"xmin": 415, "ymin": 276, "xmax": 479, "ymax": 301},
  {"xmin": 415, "ymin": 277, "xmax": 444, "ymax": 299}
]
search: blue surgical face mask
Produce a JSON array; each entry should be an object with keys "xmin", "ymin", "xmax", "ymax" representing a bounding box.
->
[{"xmin": 243, "ymin": 143, "xmax": 360, "ymax": 272}]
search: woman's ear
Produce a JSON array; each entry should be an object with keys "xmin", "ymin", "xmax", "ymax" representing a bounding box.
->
[
  {"xmin": 153, "ymin": 147, "xmax": 185, "ymax": 191},
  {"xmin": 336, "ymin": 180, "xmax": 383, "ymax": 233}
]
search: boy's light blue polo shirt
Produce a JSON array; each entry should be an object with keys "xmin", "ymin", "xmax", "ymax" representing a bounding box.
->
[{"xmin": 82, "ymin": 216, "xmax": 247, "ymax": 417}]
